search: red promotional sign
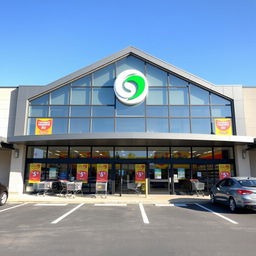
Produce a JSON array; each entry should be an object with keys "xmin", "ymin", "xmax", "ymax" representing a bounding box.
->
[
  {"xmin": 76, "ymin": 164, "xmax": 89, "ymax": 183},
  {"xmin": 29, "ymin": 163, "xmax": 41, "ymax": 183},
  {"xmin": 135, "ymin": 164, "xmax": 146, "ymax": 183},
  {"xmin": 35, "ymin": 118, "xmax": 53, "ymax": 135},
  {"xmin": 96, "ymin": 164, "xmax": 108, "ymax": 182}
]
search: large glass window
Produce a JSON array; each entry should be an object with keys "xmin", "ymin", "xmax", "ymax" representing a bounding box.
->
[
  {"xmin": 115, "ymin": 147, "xmax": 146, "ymax": 159},
  {"xmin": 70, "ymin": 147, "xmax": 91, "ymax": 158},
  {"xmin": 169, "ymin": 87, "xmax": 189, "ymax": 105},
  {"xmin": 92, "ymin": 106, "xmax": 114, "ymax": 117},
  {"xmin": 116, "ymin": 118, "xmax": 145, "ymax": 132},
  {"xmin": 70, "ymin": 106, "xmax": 90, "ymax": 117},
  {"xmin": 48, "ymin": 146, "xmax": 68, "ymax": 159},
  {"xmin": 71, "ymin": 75, "xmax": 91, "ymax": 87},
  {"xmin": 93, "ymin": 64, "xmax": 115, "ymax": 87},
  {"xmin": 169, "ymin": 106, "xmax": 189, "ymax": 117},
  {"xmin": 116, "ymin": 101, "xmax": 145, "ymax": 116},
  {"xmin": 146, "ymin": 64, "xmax": 167, "ymax": 86},
  {"xmin": 170, "ymin": 119, "xmax": 190, "ymax": 133},
  {"xmin": 69, "ymin": 119, "xmax": 90, "ymax": 133},
  {"xmin": 52, "ymin": 119, "xmax": 68, "ymax": 134},
  {"xmin": 211, "ymin": 106, "xmax": 231, "ymax": 117},
  {"xmin": 92, "ymin": 147, "xmax": 113, "ymax": 158},
  {"xmin": 116, "ymin": 55, "xmax": 145, "ymax": 75},
  {"xmin": 148, "ymin": 147, "xmax": 170, "ymax": 159},
  {"xmin": 92, "ymin": 88, "xmax": 115, "ymax": 105},
  {"xmin": 192, "ymin": 147, "xmax": 213, "ymax": 159},
  {"xmin": 147, "ymin": 118, "xmax": 169, "ymax": 133},
  {"xmin": 171, "ymin": 147, "xmax": 191, "ymax": 158},
  {"xmin": 147, "ymin": 88, "xmax": 168, "ymax": 105},
  {"xmin": 27, "ymin": 146, "xmax": 47, "ymax": 158},
  {"xmin": 146, "ymin": 106, "xmax": 168, "ymax": 117},
  {"xmin": 92, "ymin": 118, "xmax": 114, "ymax": 132},
  {"xmin": 71, "ymin": 88, "xmax": 90, "ymax": 105},
  {"xmin": 29, "ymin": 106, "xmax": 48, "ymax": 117},
  {"xmin": 27, "ymin": 118, "xmax": 36, "ymax": 135},
  {"xmin": 191, "ymin": 118, "xmax": 211, "ymax": 134},
  {"xmin": 211, "ymin": 94, "xmax": 230, "ymax": 105},
  {"xmin": 169, "ymin": 75, "xmax": 189, "ymax": 86},
  {"xmin": 190, "ymin": 85, "xmax": 209, "ymax": 105},
  {"xmin": 213, "ymin": 147, "xmax": 234, "ymax": 159},
  {"xmin": 50, "ymin": 85, "xmax": 70, "ymax": 105},
  {"xmin": 50, "ymin": 106, "xmax": 69, "ymax": 117},
  {"xmin": 30, "ymin": 94, "xmax": 49, "ymax": 105},
  {"xmin": 191, "ymin": 106, "xmax": 210, "ymax": 117}
]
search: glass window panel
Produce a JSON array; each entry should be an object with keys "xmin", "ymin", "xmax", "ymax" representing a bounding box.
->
[
  {"xmin": 70, "ymin": 106, "xmax": 90, "ymax": 117},
  {"xmin": 92, "ymin": 88, "xmax": 115, "ymax": 105},
  {"xmin": 191, "ymin": 106, "xmax": 210, "ymax": 117},
  {"xmin": 29, "ymin": 106, "xmax": 48, "ymax": 117},
  {"xmin": 46, "ymin": 163, "xmax": 68, "ymax": 180},
  {"xmin": 116, "ymin": 118, "xmax": 145, "ymax": 132},
  {"xmin": 116, "ymin": 101, "xmax": 145, "ymax": 116},
  {"xmin": 171, "ymin": 147, "xmax": 191, "ymax": 158},
  {"xmin": 27, "ymin": 118, "xmax": 36, "ymax": 135},
  {"xmin": 169, "ymin": 75, "xmax": 189, "ymax": 86},
  {"xmin": 170, "ymin": 119, "xmax": 190, "ymax": 133},
  {"xmin": 93, "ymin": 64, "xmax": 115, "ymax": 87},
  {"xmin": 148, "ymin": 147, "xmax": 170, "ymax": 159},
  {"xmin": 71, "ymin": 75, "xmax": 91, "ymax": 87},
  {"xmin": 146, "ymin": 63, "xmax": 167, "ymax": 86},
  {"xmin": 92, "ymin": 118, "xmax": 114, "ymax": 132},
  {"xmin": 190, "ymin": 84, "xmax": 209, "ymax": 105},
  {"xmin": 30, "ymin": 94, "xmax": 49, "ymax": 105},
  {"xmin": 169, "ymin": 106, "xmax": 189, "ymax": 117},
  {"xmin": 191, "ymin": 118, "xmax": 211, "ymax": 134},
  {"xmin": 27, "ymin": 146, "xmax": 47, "ymax": 158},
  {"xmin": 52, "ymin": 118, "xmax": 68, "ymax": 134},
  {"xmin": 169, "ymin": 87, "xmax": 189, "ymax": 105},
  {"xmin": 48, "ymin": 146, "xmax": 68, "ymax": 159},
  {"xmin": 192, "ymin": 147, "xmax": 213, "ymax": 159},
  {"xmin": 214, "ymin": 147, "xmax": 234, "ymax": 159},
  {"xmin": 211, "ymin": 94, "xmax": 230, "ymax": 105},
  {"xmin": 147, "ymin": 118, "xmax": 169, "ymax": 133},
  {"xmin": 92, "ymin": 147, "xmax": 113, "ymax": 158},
  {"xmin": 92, "ymin": 106, "xmax": 114, "ymax": 117},
  {"xmin": 69, "ymin": 118, "xmax": 90, "ymax": 133},
  {"xmin": 146, "ymin": 106, "xmax": 168, "ymax": 117},
  {"xmin": 115, "ymin": 147, "xmax": 146, "ymax": 159},
  {"xmin": 70, "ymin": 147, "xmax": 91, "ymax": 158},
  {"xmin": 147, "ymin": 88, "xmax": 168, "ymax": 105},
  {"xmin": 211, "ymin": 106, "xmax": 231, "ymax": 117},
  {"xmin": 116, "ymin": 55, "xmax": 145, "ymax": 75},
  {"xmin": 71, "ymin": 88, "xmax": 90, "ymax": 105},
  {"xmin": 50, "ymin": 85, "xmax": 70, "ymax": 105},
  {"xmin": 50, "ymin": 106, "xmax": 69, "ymax": 117}
]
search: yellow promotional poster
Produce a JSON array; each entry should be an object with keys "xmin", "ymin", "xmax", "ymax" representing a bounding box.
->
[
  {"xmin": 35, "ymin": 118, "xmax": 53, "ymax": 135},
  {"xmin": 219, "ymin": 164, "xmax": 231, "ymax": 180},
  {"xmin": 76, "ymin": 164, "xmax": 89, "ymax": 183},
  {"xmin": 29, "ymin": 163, "xmax": 42, "ymax": 183},
  {"xmin": 96, "ymin": 164, "xmax": 108, "ymax": 182},
  {"xmin": 215, "ymin": 118, "xmax": 232, "ymax": 135},
  {"xmin": 135, "ymin": 164, "xmax": 146, "ymax": 183}
]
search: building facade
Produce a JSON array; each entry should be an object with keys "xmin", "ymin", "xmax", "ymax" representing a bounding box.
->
[{"xmin": 1, "ymin": 47, "xmax": 256, "ymax": 196}]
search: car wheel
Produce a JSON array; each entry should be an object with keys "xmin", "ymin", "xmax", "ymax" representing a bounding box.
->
[
  {"xmin": 0, "ymin": 191, "xmax": 8, "ymax": 206},
  {"xmin": 229, "ymin": 197, "xmax": 236, "ymax": 212},
  {"xmin": 210, "ymin": 193, "xmax": 216, "ymax": 204}
]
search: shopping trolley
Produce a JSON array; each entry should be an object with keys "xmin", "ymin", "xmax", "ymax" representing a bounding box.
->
[
  {"xmin": 66, "ymin": 182, "xmax": 83, "ymax": 198},
  {"xmin": 191, "ymin": 180, "xmax": 205, "ymax": 197},
  {"xmin": 35, "ymin": 181, "xmax": 52, "ymax": 196}
]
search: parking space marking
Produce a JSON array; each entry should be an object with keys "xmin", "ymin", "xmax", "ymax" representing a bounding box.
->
[
  {"xmin": 94, "ymin": 204, "xmax": 127, "ymax": 207},
  {"xmin": 139, "ymin": 203, "xmax": 149, "ymax": 224},
  {"xmin": 34, "ymin": 204, "xmax": 68, "ymax": 206},
  {"xmin": 51, "ymin": 203, "xmax": 84, "ymax": 224},
  {"xmin": 195, "ymin": 203, "xmax": 238, "ymax": 225},
  {"xmin": 154, "ymin": 203, "xmax": 187, "ymax": 207},
  {"xmin": 0, "ymin": 203, "xmax": 28, "ymax": 213}
]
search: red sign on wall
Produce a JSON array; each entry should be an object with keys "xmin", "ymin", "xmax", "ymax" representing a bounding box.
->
[
  {"xmin": 135, "ymin": 164, "xmax": 146, "ymax": 183},
  {"xmin": 76, "ymin": 164, "xmax": 89, "ymax": 183},
  {"xmin": 29, "ymin": 163, "xmax": 41, "ymax": 183},
  {"xmin": 96, "ymin": 164, "xmax": 108, "ymax": 182}
]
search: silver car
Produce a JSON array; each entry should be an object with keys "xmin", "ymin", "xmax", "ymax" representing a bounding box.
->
[{"xmin": 210, "ymin": 177, "xmax": 256, "ymax": 212}]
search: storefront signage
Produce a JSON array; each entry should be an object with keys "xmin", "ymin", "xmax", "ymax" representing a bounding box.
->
[
  {"xmin": 76, "ymin": 164, "xmax": 89, "ymax": 183},
  {"xmin": 114, "ymin": 69, "xmax": 148, "ymax": 105},
  {"xmin": 96, "ymin": 164, "xmax": 108, "ymax": 182},
  {"xmin": 29, "ymin": 163, "xmax": 41, "ymax": 183},
  {"xmin": 135, "ymin": 164, "xmax": 146, "ymax": 183},
  {"xmin": 215, "ymin": 118, "xmax": 232, "ymax": 135},
  {"xmin": 177, "ymin": 168, "xmax": 185, "ymax": 180},
  {"xmin": 49, "ymin": 168, "xmax": 57, "ymax": 179},
  {"xmin": 154, "ymin": 169, "xmax": 162, "ymax": 179},
  {"xmin": 219, "ymin": 164, "xmax": 231, "ymax": 180},
  {"xmin": 35, "ymin": 118, "xmax": 53, "ymax": 135}
]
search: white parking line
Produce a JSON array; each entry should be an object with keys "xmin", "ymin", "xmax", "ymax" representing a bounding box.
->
[
  {"xmin": 139, "ymin": 203, "xmax": 149, "ymax": 224},
  {"xmin": 0, "ymin": 203, "xmax": 28, "ymax": 213},
  {"xmin": 94, "ymin": 204, "xmax": 127, "ymax": 207},
  {"xmin": 35, "ymin": 204, "xmax": 68, "ymax": 206},
  {"xmin": 154, "ymin": 203, "xmax": 187, "ymax": 207},
  {"xmin": 195, "ymin": 203, "xmax": 238, "ymax": 225},
  {"xmin": 51, "ymin": 203, "xmax": 84, "ymax": 224}
]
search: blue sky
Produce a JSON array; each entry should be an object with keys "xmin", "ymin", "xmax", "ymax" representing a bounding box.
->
[{"xmin": 0, "ymin": 0, "xmax": 255, "ymax": 86}]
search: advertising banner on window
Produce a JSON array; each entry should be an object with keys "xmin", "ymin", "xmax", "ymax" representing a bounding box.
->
[
  {"xmin": 29, "ymin": 163, "xmax": 41, "ymax": 183},
  {"xmin": 219, "ymin": 164, "xmax": 231, "ymax": 180},
  {"xmin": 96, "ymin": 164, "xmax": 108, "ymax": 182},
  {"xmin": 135, "ymin": 164, "xmax": 146, "ymax": 183},
  {"xmin": 35, "ymin": 118, "xmax": 53, "ymax": 135},
  {"xmin": 154, "ymin": 169, "xmax": 162, "ymax": 179},
  {"xmin": 215, "ymin": 119, "xmax": 232, "ymax": 135},
  {"xmin": 49, "ymin": 168, "xmax": 57, "ymax": 179},
  {"xmin": 177, "ymin": 168, "xmax": 185, "ymax": 180},
  {"xmin": 76, "ymin": 164, "xmax": 89, "ymax": 183}
]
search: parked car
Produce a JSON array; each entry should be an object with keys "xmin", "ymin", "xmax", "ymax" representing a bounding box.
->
[
  {"xmin": 210, "ymin": 177, "xmax": 256, "ymax": 212},
  {"xmin": 0, "ymin": 182, "xmax": 8, "ymax": 206}
]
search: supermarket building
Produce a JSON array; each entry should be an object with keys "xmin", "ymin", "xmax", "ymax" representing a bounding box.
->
[{"xmin": 1, "ymin": 46, "xmax": 256, "ymax": 196}]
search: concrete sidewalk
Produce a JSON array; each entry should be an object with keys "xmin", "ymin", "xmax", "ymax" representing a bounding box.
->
[{"xmin": 8, "ymin": 193, "xmax": 210, "ymax": 205}]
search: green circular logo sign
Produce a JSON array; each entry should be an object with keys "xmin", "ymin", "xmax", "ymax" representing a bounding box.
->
[{"xmin": 114, "ymin": 70, "xmax": 148, "ymax": 105}]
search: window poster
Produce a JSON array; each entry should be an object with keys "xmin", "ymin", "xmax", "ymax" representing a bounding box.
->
[
  {"xmin": 35, "ymin": 118, "xmax": 53, "ymax": 135},
  {"xmin": 215, "ymin": 118, "xmax": 232, "ymax": 135},
  {"xmin": 76, "ymin": 164, "xmax": 89, "ymax": 183},
  {"xmin": 29, "ymin": 163, "xmax": 41, "ymax": 183},
  {"xmin": 135, "ymin": 164, "xmax": 146, "ymax": 183},
  {"xmin": 154, "ymin": 169, "xmax": 162, "ymax": 179},
  {"xmin": 219, "ymin": 164, "xmax": 231, "ymax": 180},
  {"xmin": 49, "ymin": 168, "xmax": 57, "ymax": 179},
  {"xmin": 96, "ymin": 164, "xmax": 108, "ymax": 182},
  {"xmin": 177, "ymin": 168, "xmax": 185, "ymax": 180}
]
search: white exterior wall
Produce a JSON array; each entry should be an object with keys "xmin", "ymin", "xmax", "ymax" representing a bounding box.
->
[
  {"xmin": 234, "ymin": 145, "xmax": 251, "ymax": 177},
  {"xmin": 8, "ymin": 144, "xmax": 26, "ymax": 195},
  {"xmin": 0, "ymin": 150, "xmax": 11, "ymax": 186}
]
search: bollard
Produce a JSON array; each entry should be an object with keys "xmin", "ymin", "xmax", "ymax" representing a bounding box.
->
[{"xmin": 145, "ymin": 178, "xmax": 149, "ymax": 198}]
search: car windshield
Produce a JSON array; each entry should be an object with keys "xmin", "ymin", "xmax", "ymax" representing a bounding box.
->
[{"xmin": 238, "ymin": 180, "xmax": 256, "ymax": 187}]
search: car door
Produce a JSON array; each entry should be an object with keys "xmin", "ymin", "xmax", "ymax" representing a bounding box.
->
[
  {"xmin": 218, "ymin": 178, "xmax": 234, "ymax": 204},
  {"xmin": 215, "ymin": 179, "xmax": 229, "ymax": 202}
]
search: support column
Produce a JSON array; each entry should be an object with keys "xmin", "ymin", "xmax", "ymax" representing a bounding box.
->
[
  {"xmin": 8, "ymin": 144, "xmax": 26, "ymax": 195},
  {"xmin": 234, "ymin": 145, "xmax": 251, "ymax": 177}
]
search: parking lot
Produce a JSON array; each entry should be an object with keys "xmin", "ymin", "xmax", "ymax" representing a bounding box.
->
[{"xmin": 1, "ymin": 202, "xmax": 256, "ymax": 256}]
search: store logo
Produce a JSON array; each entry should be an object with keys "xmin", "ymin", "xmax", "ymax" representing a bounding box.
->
[{"xmin": 114, "ymin": 70, "xmax": 148, "ymax": 105}]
